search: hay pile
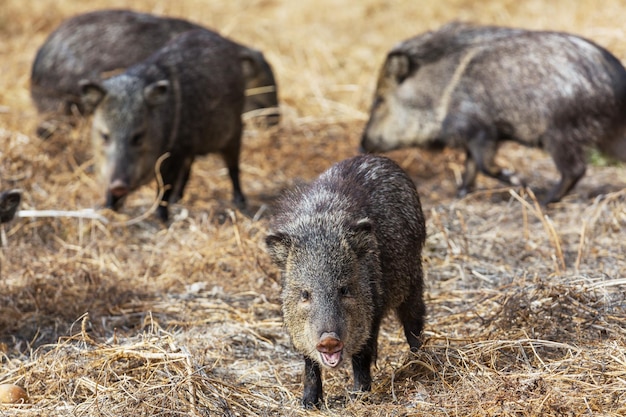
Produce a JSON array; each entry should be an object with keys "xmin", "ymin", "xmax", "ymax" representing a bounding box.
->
[{"xmin": 1, "ymin": 0, "xmax": 625, "ymax": 415}]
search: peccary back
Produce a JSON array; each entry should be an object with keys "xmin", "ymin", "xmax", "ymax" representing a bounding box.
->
[
  {"xmin": 81, "ymin": 29, "xmax": 246, "ymax": 221},
  {"xmin": 361, "ymin": 22, "xmax": 626, "ymax": 204},
  {"xmin": 266, "ymin": 154, "xmax": 426, "ymax": 408},
  {"xmin": 31, "ymin": 9, "xmax": 278, "ymax": 137}
]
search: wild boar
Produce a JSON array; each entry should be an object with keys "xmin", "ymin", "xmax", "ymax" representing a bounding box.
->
[
  {"xmin": 266, "ymin": 154, "xmax": 426, "ymax": 408},
  {"xmin": 80, "ymin": 29, "xmax": 246, "ymax": 222},
  {"xmin": 361, "ymin": 22, "xmax": 626, "ymax": 204},
  {"xmin": 31, "ymin": 9, "xmax": 279, "ymax": 138}
]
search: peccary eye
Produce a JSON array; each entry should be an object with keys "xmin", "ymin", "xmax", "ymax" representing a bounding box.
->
[
  {"xmin": 131, "ymin": 132, "xmax": 144, "ymax": 147},
  {"xmin": 300, "ymin": 290, "xmax": 310, "ymax": 302},
  {"xmin": 340, "ymin": 286, "xmax": 350, "ymax": 297}
]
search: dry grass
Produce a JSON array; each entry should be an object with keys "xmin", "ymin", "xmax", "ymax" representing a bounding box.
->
[{"xmin": 1, "ymin": 0, "xmax": 625, "ymax": 415}]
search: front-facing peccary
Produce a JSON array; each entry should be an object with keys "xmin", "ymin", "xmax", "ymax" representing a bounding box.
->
[
  {"xmin": 266, "ymin": 154, "xmax": 426, "ymax": 408},
  {"xmin": 31, "ymin": 9, "xmax": 279, "ymax": 138},
  {"xmin": 361, "ymin": 22, "xmax": 626, "ymax": 204},
  {"xmin": 81, "ymin": 29, "xmax": 246, "ymax": 222}
]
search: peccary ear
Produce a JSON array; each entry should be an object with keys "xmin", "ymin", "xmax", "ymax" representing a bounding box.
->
[
  {"xmin": 266, "ymin": 232, "xmax": 292, "ymax": 269},
  {"xmin": 240, "ymin": 49, "xmax": 262, "ymax": 79},
  {"xmin": 384, "ymin": 52, "xmax": 412, "ymax": 83},
  {"xmin": 349, "ymin": 218, "xmax": 374, "ymax": 258},
  {"xmin": 79, "ymin": 80, "xmax": 106, "ymax": 114},
  {"xmin": 143, "ymin": 80, "xmax": 170, "ymax": 106}
]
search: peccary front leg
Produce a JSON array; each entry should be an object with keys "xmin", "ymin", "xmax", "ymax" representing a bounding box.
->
[
  {"xmin": 460, "ymin": 129, "xmax": 525, "ymax": 196},
  {"xmin": 351, "ymin": 314, "xmax": 381, "ymax": 393},
  {"xmin": 302, "ymin": 356, "xmax": 323, "ymax": 409},
  {"xmin": 170, "ymin": 156, "xmax": 194, "ymax": 204},
  {"xmin": 156, "ymin": 153, "xmax": 189, "ymax": 222}
]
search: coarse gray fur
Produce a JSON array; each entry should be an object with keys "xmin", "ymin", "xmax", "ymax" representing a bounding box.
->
[
  {"xmin": 81, "ymin": 29, "xmax": 246, "ymax": 222},
  {"xmin": 361, "ymin": 22, "xmax": 626, "ymax": 204},
  {"xmin": 31, "ymin": 9, "xmax": 279, "ymax": 138},
  {"xmin": 266, "ymin": 154, "xmax": 426, "ymax": 408}
]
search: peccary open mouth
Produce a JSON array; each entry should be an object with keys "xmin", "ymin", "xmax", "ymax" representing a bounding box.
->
[
  {"xmin": 320, "ymin": 350, "xmax": 343, "ymax": 368},
  {"xmin": 316, "ymin": 332, "xmax": 344, "ymax": 368}
]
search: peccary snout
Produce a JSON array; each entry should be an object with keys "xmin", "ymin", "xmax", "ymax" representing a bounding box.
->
[
  {"xmin": 109, "ymin": 179, "xmax": 129, "ymax": 198},
  {"xmin": 317, "ymin": 333, "xmax": 344, "ymax": 368}
]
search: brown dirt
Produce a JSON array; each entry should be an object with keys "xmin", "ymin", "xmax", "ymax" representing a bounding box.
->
[{"xmin": 1, "ymin": 0, "xmax": 625, "ymax": 416}]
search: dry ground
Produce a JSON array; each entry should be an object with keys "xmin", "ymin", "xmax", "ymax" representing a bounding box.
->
[{"xmin": 1, "ymin": 0, "xmax": 625, "ymax": 416}]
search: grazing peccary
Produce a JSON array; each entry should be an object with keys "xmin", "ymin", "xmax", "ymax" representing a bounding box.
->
[
  {"xmin": 361, "ymin": 22, "xmax": 626, "ymax": 204},
  {"xmin": 266, "ymin": 154, "xmax": 426, "ymax": 408},
  {"xmin": 80, "ymin": 29, "xmax": 246, "ymax": 222},
  {"xmin": 0, "ymin": 190, "xmax": 21, "ymax": 223},
  {"xmin": 31, "ymin": 9, "xmax": 279, "ymax": 138}
]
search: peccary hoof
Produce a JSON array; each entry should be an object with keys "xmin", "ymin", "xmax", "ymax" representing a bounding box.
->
[
  {"xmin": 233, "ymin": 193, "xmax": 247, "ymax": 211},
  {"xmin": 456, "ymin": 187, "xmax": 470, "ymax": 198},
  {"xmin": 301, "ymin": 394, "xmax": 321, "ymax": 410}
]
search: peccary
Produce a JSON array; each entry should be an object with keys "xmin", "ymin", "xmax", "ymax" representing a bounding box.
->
[
  {"xmin": 80, "ymin": 29, "xmax": 246, "ymax": 221},
  {"xmin": 31, "ymin": 9, "xmax": 279, "ymax": 138},
  {"xmin": 0, "ymin": 190, "xmax": 21, "ymax": 223},
  {"xmin": 266, "ymin": 154, "xmax": 426, "ymax": 408},
  {"xmin": 361, "ymin": 22, "xmax": 626, "ymax": 204}
]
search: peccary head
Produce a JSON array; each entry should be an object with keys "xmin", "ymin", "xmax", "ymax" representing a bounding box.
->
[
  {"xmin": 80, "ymin": 75, "xmax": 170, "ymax": 208},
  {"xmin": 266, "ymin": 217, "xmax": 377, "ymax": 369},
  {"xmin": 360, "ymin": 51, "xmax": 444, "ymax": 153}
]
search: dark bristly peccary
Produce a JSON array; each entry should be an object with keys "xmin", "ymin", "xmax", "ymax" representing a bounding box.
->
[
  {"xmin": 361, "ymin": 22, "xmax": 626, "ymax": 204},
  {"xmin": 0, "ymin": 190, "xmax": 21, "ymax": 224},
  {"xmin": 31, "ymin": 9, "xmax": 279, "ymax": 138},
  {"xmin": 266, "ymin": 154, "xmax": 426, "ymax": 408},
  {"xmin": 80, "ymin": 29, "xmax": 246, "ymax": 222}
]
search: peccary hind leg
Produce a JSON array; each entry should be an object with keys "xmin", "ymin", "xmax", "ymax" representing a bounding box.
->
[
  {"xmin": 543, "ymin": 139, "xmax": 586, "ymax": 205},
  {"xmin": 397, "ymin": 289, "xmax": 425, "ymax": 352},
  {"xmin": 302, "ymin": 357, "xmax": 323, "ymax": 409},
  {"xmin": 220, "ymin": 130, "xmax": 246, "ymax": 209}
]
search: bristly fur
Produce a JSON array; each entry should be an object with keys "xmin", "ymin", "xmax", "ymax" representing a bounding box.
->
[
  {"xmin": 266, "ymin": 154, "xmax": 426, "ymax": 408},
  {"xmin": 30, "ymin": 9, "xmax": 279, "ymax": 139},
  {"xmin": 362, "ymin": 22, "xmax": 626, "ymax": 204},
  {"xmin": 81, "ymin": 29, "xmax": 247, "ymax": 221}
]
